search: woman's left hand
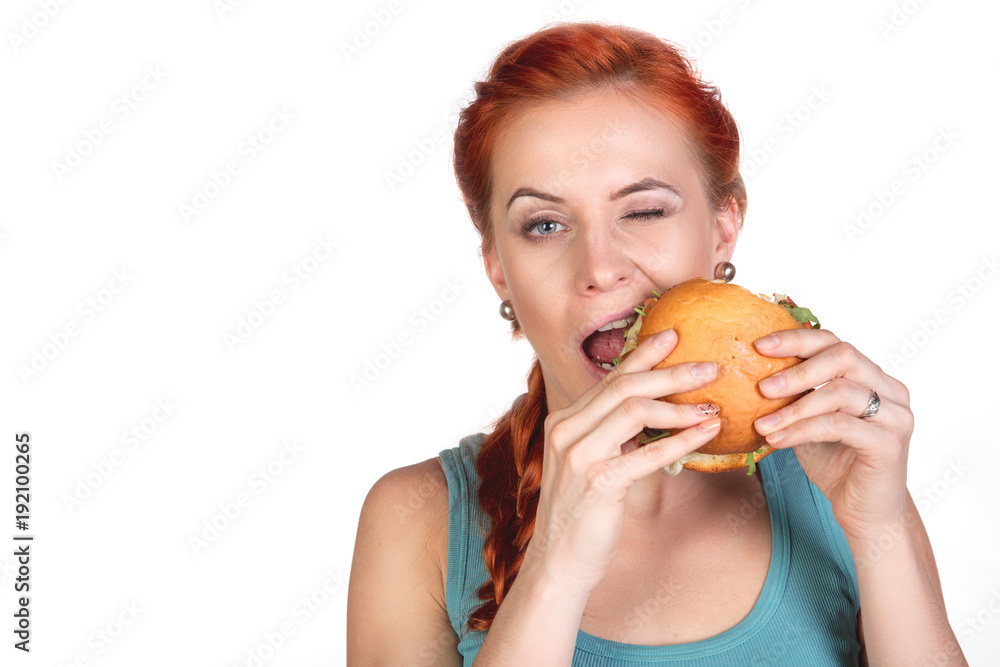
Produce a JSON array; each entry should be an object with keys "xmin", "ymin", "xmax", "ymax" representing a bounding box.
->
[{"xmin": 751, "ymin": 328, "xmax": 914, "ymax": 541}]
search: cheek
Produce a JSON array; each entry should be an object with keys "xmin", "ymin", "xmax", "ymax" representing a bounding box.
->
[
  {"xmin": 627, "ymin": 220, "xmax": 709, "ymax": 275},
  {"xmin": 506, "ymin": 271, "xmax": 568, "ymax": 348}
]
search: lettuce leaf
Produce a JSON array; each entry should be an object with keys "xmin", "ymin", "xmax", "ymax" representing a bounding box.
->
[
  {"xmin": 638, "ymin": 428, "xmax": 671, "ymax": 445},
  {"xmin": 613, "ymin": 303, "xmax": 650, "ymax": 365},
  {"xmin": 776, "ymin": 295, "xmax": 821, "ymax": 329},
  {"xmin": 784, "ymin": 306, "xmax": 821, "ymax": 329},
  {"xmin": 745, "ymin": 447, "xmax": 764, "ymax": 475}
]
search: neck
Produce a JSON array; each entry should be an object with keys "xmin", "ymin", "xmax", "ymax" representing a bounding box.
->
[{"xmin": 623, "ymin": 462, "xmax": 763, "ymax": 526}]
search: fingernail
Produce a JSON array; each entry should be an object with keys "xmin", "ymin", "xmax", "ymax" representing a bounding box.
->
[
  {"xmin": 759, "ymin": 374, "xmax": 785, "ymax": 394},
  {"xmin": 766, "ymin": 430, "xmax": 785, "ymax": 444},
  {"xmin": 652, "ymin": 329, "xmax": 676, "ymax": 348},
  {"xmin": 697, "ymin": 403, "xmax": 720, "ymax": 417},
  {"xmin": 755, "ymin": 413, "xmax": 780, "ymax": 431},
  {"xmin": 690, "ymin": 362, "xmax": 717, "ymax": 378},
  {"xmin": 754, "ymin": 335, "xmax": 779, "ymax": 351},
  {"xmin": 698, "ymin": 417, "xmax": 721, "ymax": 432}
]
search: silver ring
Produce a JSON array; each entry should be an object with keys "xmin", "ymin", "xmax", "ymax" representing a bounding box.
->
[{"xmin": 860, "ymin": 390, "xmax": 880, "ymax": 419}]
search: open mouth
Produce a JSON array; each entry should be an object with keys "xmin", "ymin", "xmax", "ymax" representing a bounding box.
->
[{"xmin": 582, "ymin": 312, "xmax": 638, "ymax": 370}]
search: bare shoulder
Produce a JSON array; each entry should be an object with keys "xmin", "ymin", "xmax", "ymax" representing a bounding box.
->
[
  {"xmin": 361, "ymin": 457, "xmax": 452, "ymax": 586},
  {"xmin": 347, "ymin": 457, "xmax": 459, "ymax": 665}
]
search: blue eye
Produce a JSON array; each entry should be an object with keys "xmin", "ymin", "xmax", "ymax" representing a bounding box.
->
[
  {"xmin": 523, "ymin": 218, "xmax": 565, "ymax": 236},
  {"xmin": 520, "ymin": 208, "xmax": 667, "ymax": 241}
]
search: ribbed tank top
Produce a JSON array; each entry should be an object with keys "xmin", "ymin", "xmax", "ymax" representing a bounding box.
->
[{"xmin": 437, "ymin": 432, "xmax": 862, "ymax": 666}]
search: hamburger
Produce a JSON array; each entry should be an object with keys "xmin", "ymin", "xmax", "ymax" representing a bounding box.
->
[{"xmin": 615, "ymin": 278, "xmax": 820, "ymax": 475}]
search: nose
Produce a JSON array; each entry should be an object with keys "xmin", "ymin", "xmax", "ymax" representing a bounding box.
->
[{"xmin": 573, "ymin": 226, "xmax": 634, "ymax": 294}]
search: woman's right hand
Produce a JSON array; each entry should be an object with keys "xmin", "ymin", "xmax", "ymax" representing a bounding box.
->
[{"xmin": 519, "ymin": 327, "xmax": 723, "ymax": 599}]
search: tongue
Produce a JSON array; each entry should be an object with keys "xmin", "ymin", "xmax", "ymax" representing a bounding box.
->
[{"xmin": 582, "ymin": 328, "xmax": 626, "ymax": 364}]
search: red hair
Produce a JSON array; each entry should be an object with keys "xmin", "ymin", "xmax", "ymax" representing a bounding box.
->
[{"xmin": 451, "ymin": 21, "xmax": 747, "ymax": 632}]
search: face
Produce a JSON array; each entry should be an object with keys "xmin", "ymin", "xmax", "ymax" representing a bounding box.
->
[{"xmin": 483, "ymin": 88, "xmax": 739, "ymax": 412}]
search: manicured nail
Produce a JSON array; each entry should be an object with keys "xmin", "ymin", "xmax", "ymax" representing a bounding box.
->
[
  {"xmin": 755, "ymin": 413, "xmax": 780, "ymax": 431},
  {"xmin": 698, "ymin": 417, "xmax": 721, "ymax": 432},
  {"xmin": 652, "ymin": 329, "xmax": 676, "ymax": 348},
  {"xmin": 697, "ymin": 403, "xmax": 721, "ymax": 417},
  {"xmin": 754, "ymin": 335, "xmax": 779, "ymax": 351},
  {"xmin": 759, "ymin": 374, "xmax": 785, "ymax": 394},
  {"xmin": 690, "ymin": 362, "xmax": 717, "ymax": 378}
]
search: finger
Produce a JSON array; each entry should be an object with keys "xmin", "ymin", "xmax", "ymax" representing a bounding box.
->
[
  {"xmin": 590, "ymin": 420, "xmax": 722, "ymax": 492},
  {"xmin": 753, "ymin": 377, "xmax": 908, "ymax": 437},
  {"xmin": 560, "ymin": 328, "xmax": 681, "ymax": 421},
  {"xmin": 758, "ymin": 407, "xmax": 906, "ymax": 464},
  {"xmin": 753, "ymin": 331, "xmax": 908, "ymax": 406},
  {"xmin": 552, "ymin": 359, "xmax": 719, "ymax": 453},
  {"xmin": 567, "ymin": 392, "xmax": 722, "ymax": 462}
]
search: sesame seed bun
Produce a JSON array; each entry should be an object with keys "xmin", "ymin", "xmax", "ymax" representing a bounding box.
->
[{"xmin": 636, "ymin": 278, "xmax": 806, "ymax": 471}]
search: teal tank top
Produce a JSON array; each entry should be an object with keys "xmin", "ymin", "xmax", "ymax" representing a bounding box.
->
[{"xmin": 438, "ymin": 432, "xmax": 862, "ymax": 665}]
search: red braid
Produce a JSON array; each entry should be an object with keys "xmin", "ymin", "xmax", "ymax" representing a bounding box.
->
[
  {"xmin": 468, "ymin": 358, "xmax": 546, "ymax": 631},
  {"xmin": 452, "ymin": 21, "xmax": 748, "ymax": 632}
]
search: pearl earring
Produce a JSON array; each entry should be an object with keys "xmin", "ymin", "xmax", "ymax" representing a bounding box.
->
[
  {"xmin": 499, "ymin": 299, "xmax": 516, "ymax": 321},
  {"xmin": 714, "ymin": 261, "xmax": 736, "ymax": 283}
]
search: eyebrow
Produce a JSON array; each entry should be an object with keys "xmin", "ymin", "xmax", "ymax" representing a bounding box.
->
[{"xmin": 505, "ymin": 177, "xmax": 682, "ymax": 212}]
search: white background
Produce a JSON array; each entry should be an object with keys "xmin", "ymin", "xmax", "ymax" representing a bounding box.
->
[{"xmin": 2, "ymin": 0, "xmax": 998, "ymax": 664}]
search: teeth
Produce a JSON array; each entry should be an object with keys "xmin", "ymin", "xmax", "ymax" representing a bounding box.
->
[
  {"xmin": 599, "ymin": 362, "xmax": 615, "ymax": 370},
  {"xmin": 596, "ymin": 313, "xmax": 638, "ymax": 332}
]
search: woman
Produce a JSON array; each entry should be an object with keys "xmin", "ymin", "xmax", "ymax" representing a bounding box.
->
[{"xmin": 347, "ymin": 22, "xmax": 966, "ymax": 665}]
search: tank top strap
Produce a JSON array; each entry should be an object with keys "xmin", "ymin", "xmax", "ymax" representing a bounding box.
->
[{"xmin": 437, "ymin": 432, "xmax": 490, "ymax": 657}]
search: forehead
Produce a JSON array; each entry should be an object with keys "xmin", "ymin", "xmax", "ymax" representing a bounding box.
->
[{"xmin": 490, "ymin": 88, "xmax": 700, "ymax": 199}]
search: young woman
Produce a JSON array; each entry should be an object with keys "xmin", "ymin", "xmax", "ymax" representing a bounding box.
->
[{"xmin": 347, "ymin": 22, "xmax": 966, "ymax": 666}]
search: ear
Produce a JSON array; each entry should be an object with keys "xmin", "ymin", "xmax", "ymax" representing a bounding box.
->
[
  {"xmin": 713, "ymin": 199, "xmax": 740, "ymax": 263},
  {"xmin": 482, "ymin": 244, "xmax": 510, "ymax": 302}
]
